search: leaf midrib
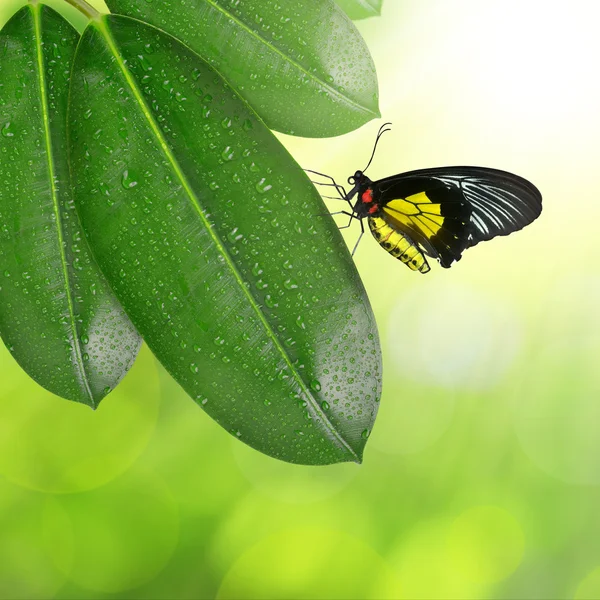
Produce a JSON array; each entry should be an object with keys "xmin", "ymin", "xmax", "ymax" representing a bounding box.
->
[
  {"xmin": 33, "ymin": 4, "xmax": 94, "ymax": 405},
  {"xmin": 96, "ymin": 17, "xmax": 359, "ymax": 461},
  {"xmin": 201, "ymin": 0, "xmax": 378, "ymax": 118}
]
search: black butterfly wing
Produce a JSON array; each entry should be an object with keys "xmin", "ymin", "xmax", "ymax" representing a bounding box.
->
[{"xmin": 375, "ymin": 167, "xmax": 542, "ymax": 267}]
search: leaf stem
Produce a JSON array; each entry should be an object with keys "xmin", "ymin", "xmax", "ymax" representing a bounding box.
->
[{"xmin": 62, "ymin": 0, "xmax": 101, "ymax": 20}]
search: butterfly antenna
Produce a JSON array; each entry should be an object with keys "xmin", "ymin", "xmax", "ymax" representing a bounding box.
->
[{"xmin": 362, "ymin": 122, "xmax": 392, "ymax": 174}]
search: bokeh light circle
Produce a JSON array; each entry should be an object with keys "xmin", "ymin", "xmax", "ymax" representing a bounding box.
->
[
  {"xmin": 232, "ymin": 439, "xmax": 358, "ymax": 503},
  {"xmin": 387, "ymin": 280, "xmax": 521, "ymax": 391},
  {"xmin": 513, "ymin": 338, "xmax": 600, "ymax": 485},
  {"xmin": 446, "ymin": 505, "xmax": 525, "ymax": 584},
  {"xmin": 385, "ymin": 507, "xmax": 524, "ymax": 598},
  {"xmin": 384, "ymin": 517, "xmax": 487, "ymax": 600},
  {"xmin": 0, "ymin": 344, "xmax": 160, "ymax": 493},
  {"xmin": 0, "ymin": 480, "xmax": 66, "ymax": 599},
  {"xmin": 42, "ymin": 469, "xmax": 179, "ymax": 594},
  {"xmin": 211, "ymin": 492, "xmax": 378, "ymax": 574},
  {"xmin": 217, "ymin": 527, "xmax": 400, "ymax": 599},
  {"xmin": 369, "ymin": 380, "xmax": 455, "ymax": 455}
]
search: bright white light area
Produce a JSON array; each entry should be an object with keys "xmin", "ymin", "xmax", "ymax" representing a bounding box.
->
[
  {"xmin": 373, "ymin": 0, "xmax": 600, "ymax": 157},
  {"xmin": 455, "ymin": 1, "xmax": 600, "ymax": 126},
  {"xmin": 387, "ymin": 280, "xmax": 522, "ymax": 391}
]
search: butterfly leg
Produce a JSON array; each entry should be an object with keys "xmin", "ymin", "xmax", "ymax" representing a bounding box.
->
[
  {"xmin": 337, "ymin": 211, "xmax": 356, "ymax": 230},
  {"xmin": 304, "ymin": 169, "xmax": 355, "ymax": 211},
  {"xmin": 323, "ymin": 209, "xmax": 363, "ymax": 256},
  {"xmin": 309, "ymin": 181, "xmax": 352, "ymax": 208},
  {"xmin": 316, "ymin": 209, "xmax": 355, "ymax": 219},
  {"xmin": 351, "ymin": 218, "xmax": 365, "ymax": 256},
  {"xmin": 304, "ymin": 169, "xmax": 348, "ymax": 199}
]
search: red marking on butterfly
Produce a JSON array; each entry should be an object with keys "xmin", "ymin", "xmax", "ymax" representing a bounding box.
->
[
  {"xmin": 368, "ymin": 204, "xmax": 379, "ymax": 214},
  {"xmin": 361, "ymin": 188, "xmax": 374, "ymax": 203}
]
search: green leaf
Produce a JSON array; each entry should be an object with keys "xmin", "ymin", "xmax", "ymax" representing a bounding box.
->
[
  {"xmin": 68, "ymin": 15, "xmax": 382, "ymax": 464},
  {"xmin": 103, "ymin": 0, "xmax": 380, "ymax": 138},
  {"xmin": 0, "ymin": 4, "xmax": 140, "ymax": 407},
  {"xmin": 335, "ymin": 0, "xmax": 383, "ymax": 20}
]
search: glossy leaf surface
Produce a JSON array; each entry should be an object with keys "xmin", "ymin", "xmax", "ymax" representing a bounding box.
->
[
  {"xmin": 104, "ymin": 0, "xmax": 380, "ymax": 138},
  {"xmin": 335, "ymin": 0, "xmax": 383, "ymax": 20},
  {"xmin": 69, "ymin": 15, "xmax": 382, "ymax": 464},
  {"xmin": 0, "ymin": 5, "xmax": 140, "ymax": 407}
]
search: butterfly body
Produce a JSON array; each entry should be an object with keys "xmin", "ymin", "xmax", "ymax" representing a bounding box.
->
[{"xmin": 341, "ymin": 166, "xmax": 542, "ymax": 273}]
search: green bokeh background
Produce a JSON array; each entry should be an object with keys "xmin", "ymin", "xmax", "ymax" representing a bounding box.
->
[{"xmin": 1, "ymin": 1, "xmax": 600, "ymax": 598}]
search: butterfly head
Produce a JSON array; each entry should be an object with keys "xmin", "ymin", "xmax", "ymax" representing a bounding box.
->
[
  {"xmin": 348, "ymin": 170, "xmax": 365, "ymax": 187},
  {"xmin": 347, "ymin": 171, "xmax": 379, "ymax": 218},
  {"xmin": 346, "ymin": 123, "xmax": 392, "ymax": 218}
]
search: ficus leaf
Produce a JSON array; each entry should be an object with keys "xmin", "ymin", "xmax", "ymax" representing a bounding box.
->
[
  {"xmin": 335, "ymin": 0, "xmax": 383, "ymax": 20},
  {"xmin": 103, "ymin": 0, "xmax": 380, "ymax": 138},
  {"xmin": 0, "ymin": 4, "xmax": 141, "ymax": 407},
  {"xmin": 68, "ymin": 15, "xmax": 382, "ymax": 464}
]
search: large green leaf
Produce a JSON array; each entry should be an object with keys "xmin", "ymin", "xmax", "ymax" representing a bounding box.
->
[
  {"xmin": 68, "ymin": 15, "xmax": 382, "ymax": 464},
  {"xmin": 0, "ymin": 4, "xmax": 140, "ymax": 407},
  {"xmin": 335, "ymin": 0, "xmax": 383, "ymax": 20},
  {"xmin": 103, "ymin": 0, "xmax": 380, "ymax": 138}
]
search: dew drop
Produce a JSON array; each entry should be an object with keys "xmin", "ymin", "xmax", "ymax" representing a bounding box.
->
[
  {"xmin": 227, "ymin": 227, "xmax": 243, "ymax": 243},
  {"xmin": 121, "ymin": 169, "xmax": 138, "ymax": 189},
  {"xmin": 1, "ymin": 122, "xmax": 14, "ymax": 138},
  {"xmin": 255, "ymin": 178, "xmax": 272, "ymax": 194},
  {"xmin": 264, "ymin": 294, "xmax": 277, "ymax": 308},
  {"xmin": 221, "ymin": 146, "xmax": 235, "ymax": 161},
  {"xmin": 137, "ymin": 54, "xmax": 152, "ymax": 71}
]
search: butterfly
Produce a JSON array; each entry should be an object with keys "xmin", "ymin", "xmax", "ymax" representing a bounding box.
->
[{"xmin": 308, "ymin": 124, "xmax": 542, "ymax": 273}]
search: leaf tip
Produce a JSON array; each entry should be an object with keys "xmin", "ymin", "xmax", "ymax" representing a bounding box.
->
[
  {"xmin": 83, "ymin": 398, "xmax": 99, "ymax": 411},
  {"xmin": 351, "ymin": 448, "xmax": 364, "ymax": 465}
]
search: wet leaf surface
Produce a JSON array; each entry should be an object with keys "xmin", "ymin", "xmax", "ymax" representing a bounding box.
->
[
  {"xmin": 104, "ymin": 0, "xmax": 380, "ymax": 137},
  {"xmin": 0, "ymin": 5, "xmax": 140, "ymax": 407},
  {"xmin": 68, "ymin": 15, "xmax": 382, "ymax": 464}
]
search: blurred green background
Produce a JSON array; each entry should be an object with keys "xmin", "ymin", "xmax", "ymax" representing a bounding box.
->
[{"xmin": 1, "ymin": 0, "xmax": 600, "ymax": 598}]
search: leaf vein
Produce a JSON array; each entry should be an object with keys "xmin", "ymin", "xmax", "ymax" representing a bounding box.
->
[{"xmin": 33, "ymin": 4, "xmax": 95, "ymax": 405}]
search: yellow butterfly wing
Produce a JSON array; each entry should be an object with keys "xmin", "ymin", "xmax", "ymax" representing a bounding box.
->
[{"xmin": 381, "ymin": 190, "xmax": 471, "ymax": 267}]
